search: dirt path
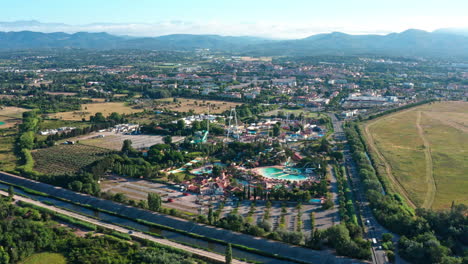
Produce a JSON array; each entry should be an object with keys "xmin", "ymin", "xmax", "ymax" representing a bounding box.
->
[
  {"xmin": 363, "ymin": 110, "xmax": 417, "ymax": 208},
  {"xmin": 416, "ymin": 111, "xmax": 436, "ymax": 209}
]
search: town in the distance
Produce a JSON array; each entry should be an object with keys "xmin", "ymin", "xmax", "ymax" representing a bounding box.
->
[{"xmin": 0, "ymin": 37, "xmax": 466, "ymax": 264}]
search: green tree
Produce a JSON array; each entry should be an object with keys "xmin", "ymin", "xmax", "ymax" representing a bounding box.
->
[
  {"xmin": 273, "ymin": 124, "xmax": 280, "ymax": 137},
  {"xmin": 0, "ymin": 246, "xmax": 9, "ymax": 264},
  {"xmin": 69, "ymin": 181, "xmax": 83, "ymax": 192},
  {"xmin": 148, "ymin": 193, "xmax": 162, "ymax": 211},
  {"xmin": 122, "ymin": 139, "xmax": 134, "ymax": 154},
  {"xmin": 212, "ymin": 165, "xmax": 222, "ymax": 177},
  {"xmin": 208, "ymin": 206, "xmax": 214, "ymax": 225},
  {"xmin": 91, "ymin": 112, "xmax": 106, "ymax": 123},
  {"xmin": 163, "ymin": 135, "xmax": 172, "ymax": 145},
  {"xmin": 7, "ymin": 186, "xmax": 14, "ymax": 199},
  {"xmin": 382, "ymin": 233, "xmax": 393, "ymax": 242},
  {"xmin": 225, "ymin": 243, "xmax": 232, "ymax": 264}
]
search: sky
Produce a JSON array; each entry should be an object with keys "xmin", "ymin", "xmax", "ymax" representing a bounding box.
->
[{"xmin": 1, "ymin": 0, "xmax": 467, "ymax": 38}]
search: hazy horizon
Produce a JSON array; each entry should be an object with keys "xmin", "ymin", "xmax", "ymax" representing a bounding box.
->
[{"xmin": 1, "ymin": 0, "xmax": 467, "ymax": 38}]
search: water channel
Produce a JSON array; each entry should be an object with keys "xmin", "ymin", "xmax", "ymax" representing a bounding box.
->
[{"xmin": 0, "ymin": 182, "xmax": 294, "ymax": 264}]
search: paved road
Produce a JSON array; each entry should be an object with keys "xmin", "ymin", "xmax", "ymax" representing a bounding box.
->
[
  {"xmin": 0, "ymin": 190, "xmax": 246, "ymax": 264},
  {"xmin": 0, "ymin": 171, "xmax": 366, "ymax": 264},
  {"xmin": 328, "ymin": 113, "xmax": 407, "ymax": 264},
  {"xmin": 327, "ymin": 165, "xmax": 341, "ymax": 226}
]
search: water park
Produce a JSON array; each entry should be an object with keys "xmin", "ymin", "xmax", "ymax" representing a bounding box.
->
[{"xmin": 255, "ymin": 167, "xmax": 309, "ymax": 181}]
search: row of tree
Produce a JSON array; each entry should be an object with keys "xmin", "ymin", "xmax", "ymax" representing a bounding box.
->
[{"xmin": 345, "ymin": 122, "xmax": 467, "ymax": 264}]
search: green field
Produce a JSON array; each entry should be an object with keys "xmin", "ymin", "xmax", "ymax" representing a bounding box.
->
[
  {"xmin": 362, "ymin": 101, "xmax": 468, "ymax": 210},
  {"xmin": 21, "ymin": 253, "xmax": 66, "ymax": 264},
  {"xmin": 0, "ymin": 128, "xmax": 18, "ymax": 171},
  {"xmin": 32, "ymin": 144, "xmax": 113, "ymax": 175}
]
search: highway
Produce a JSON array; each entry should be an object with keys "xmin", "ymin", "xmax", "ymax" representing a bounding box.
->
[
  {"xmin": 0, "ymin": 189, "xmax": 247, "ymax": 264},
  {"xmin": 328, "ymin": 113, "xmax": 400, "ymax": 264}
]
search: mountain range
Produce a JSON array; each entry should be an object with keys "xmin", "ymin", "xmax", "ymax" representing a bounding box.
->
[{"xmin": 0, "ymin": 29, "xmax": 467, "ymax": 58}]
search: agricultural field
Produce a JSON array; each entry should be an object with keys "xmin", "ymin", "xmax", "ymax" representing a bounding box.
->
[
  {"xmin": 48, "ymin": 102, "xmax": 144, "ymax": 121},
  {"xmin": 20, "ymin": 253, "xmax": 66, "ymax": 264},
  {"xmin": 0, "ymin": 106, "xmax": 28, "ymax": 128},
  {"xmin": 32, "ymin": 144, "xmax": 113, "ymax": 175},
  {"xmin": 362, "ymin": 101, "xmax": 468, "ymax": 210},
  {"xmin": 154, "ymin": 98, "xmax": 241, "ymax": 114},
  {"xmin": 0, "ymin": 129, "xmax": 18, "ymax": 171}
]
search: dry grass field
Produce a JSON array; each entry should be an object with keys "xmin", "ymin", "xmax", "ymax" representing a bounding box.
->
[
  {"xmin": 48, "ymin": 102, "xmax": 144, "ymax": 121},
  {"xmin": 155, "ymin": 98, "xmax": 241, "ymax": 114},
  {"xmin": 0, "ymin": 106, "xmax": 28, "ymax": 128},
  {"xmin": 362, "ymin": 101, "xmax": 468, "ymax": 210}
]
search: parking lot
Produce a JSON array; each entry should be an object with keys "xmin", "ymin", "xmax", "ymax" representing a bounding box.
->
[
  {"xmin": 101, "ymin": 176, "xmax": 336, "ymax": 234},
  {"xmin": 66, "ymin": 131, "xmax": 184, "ymax": 150}
]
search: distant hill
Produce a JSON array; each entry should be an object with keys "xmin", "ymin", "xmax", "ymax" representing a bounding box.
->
[
  {"xmin": 246, "ymin": 29, "xmax": 468, "ymax": 57},
  {"xmin": 0, "ymin": 29, "xmax": 467, "ymax": 58}
]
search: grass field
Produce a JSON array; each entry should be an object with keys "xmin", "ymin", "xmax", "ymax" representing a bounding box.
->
[
  {"xmin": 0, "ymin": 106, "xmax": 29, "ymax": 128},
  {"xmin": 0, "ymin": 129, "xmax": 18, "ymax": 171},
  {"xmin": 155, "ymin": 98, "xmax": 241, "ymax": 114},
  {"xmin": 21, "ymin": 253, "xmax": 66, "ymax": 264},
  {"xmin": 48, "ymin": 102, "xmax": 144, "ymax": 121},
  {"xmin": 32, "ymin": 144, "xmax": 113, "ymax": 175},
  {"xmin": 362, "ymin": 101, "xmax": 468, "ymax": 210}
]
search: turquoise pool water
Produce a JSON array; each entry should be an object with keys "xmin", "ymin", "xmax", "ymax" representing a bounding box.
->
[
  {"xmin": 310, "ymin": 198, "xmax": 322, "ymax": 203},
  {"xmin": 258, "ymin": 167, "xmax": 308, "ymax": 181},
  {"xmin": 192, "ymin": 168, "xmax": 212, "ymax": 175},
  {"xmin": 0, "ymin": 121, "xmax": 4, "ymax": 125}
]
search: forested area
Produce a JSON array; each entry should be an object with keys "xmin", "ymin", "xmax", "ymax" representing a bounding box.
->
[
  {"xmin": 0, "ymin": 94, "xmax": 86, "ymax": 113},
  {"xmin": 0, "ymin": 196, "xmax": 207, "ymax": 264},
  {"xmin": 345, "ymin": 122, "xmax": 467, "ymax": 264}
]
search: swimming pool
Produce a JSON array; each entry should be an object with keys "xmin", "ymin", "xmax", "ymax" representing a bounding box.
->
[
  {"xmin": 310, "ymin": 198, "xmax": 322, "ymax": 203},
  {"xmin": 0, "ymin": 121, "xmax": 4, "ymax": 126},
  {"xmin": 192, "ymin": 168, "xmax": 212, "ymax": 175},
  {"xmin": 257, "ymin": 167, "xmax": 308, "ymax": 181}
]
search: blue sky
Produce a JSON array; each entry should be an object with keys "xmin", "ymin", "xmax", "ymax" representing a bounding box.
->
[{"xmin": 1, "ymin": 0, "xmax": 467, "ymax": 38}]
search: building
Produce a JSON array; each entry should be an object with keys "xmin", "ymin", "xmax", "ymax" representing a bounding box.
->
[{"xmin": 272, "ymin": 78, "xmax": 297, "ymax": 87}]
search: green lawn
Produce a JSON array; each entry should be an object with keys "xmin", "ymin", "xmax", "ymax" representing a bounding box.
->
[{"xmin": 21, "ymin": 253, "xmax": 66, "ymax": 264}]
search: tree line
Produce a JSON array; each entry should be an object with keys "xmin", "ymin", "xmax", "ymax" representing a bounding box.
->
[{"xmin": 345, "ymin": 122, "xmax": 467, "ymax": 264}]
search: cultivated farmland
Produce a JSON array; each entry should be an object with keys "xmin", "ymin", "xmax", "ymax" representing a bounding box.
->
[
  {"xmin": 48, "ymin": 102, "xmax": 144, "ymax": 121},
  {"xmin": 362, "ymin": 101, "xmax": 468, "ymax": 210},
  {"xmin": 32, "ymin": 144, "xmax": 113, "ymax": 175}
]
